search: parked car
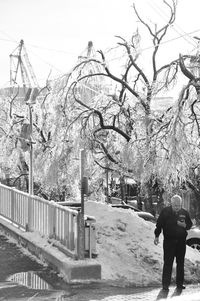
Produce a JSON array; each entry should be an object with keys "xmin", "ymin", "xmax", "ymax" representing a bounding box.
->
[
  {"xmin": 110, "ymin": 203, "xmax": 156, "ymax": 222},
  {"xmin": 58, "ymin": 201, "xmax": 156, "ymax": 222},
  {"xmin": 187, "ymin": 226, "xmax": 200, "ymax": 252},
  {"xmin": 57, "ymin": 201, "xmax": 81, "ymax": 210}
]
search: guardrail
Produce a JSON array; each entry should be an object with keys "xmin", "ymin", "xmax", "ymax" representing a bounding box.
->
[{"xmin": 0, "ymin": 183, "xmax": 80, "ymax": 259}]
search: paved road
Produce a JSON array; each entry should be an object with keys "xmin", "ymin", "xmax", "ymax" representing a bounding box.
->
[
  {"xmin": 0, "ymin": 234, "xmax": 200, "ymax": 300},
  {"xmin": 61, "ymin": 284, "xmax": 200, "ymax": 301}
]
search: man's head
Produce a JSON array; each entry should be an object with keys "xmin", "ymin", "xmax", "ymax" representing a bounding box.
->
[{"xmin": 171, "ymin": 194, "xmax": 182, "ymax": 213}]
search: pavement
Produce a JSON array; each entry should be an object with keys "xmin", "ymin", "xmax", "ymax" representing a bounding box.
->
[
  {"xmin": 0, "ymin": 234, "xmax": 199, "ymax": 301},
  {"xmin": 0, "ymin": 217, "xmax": 101, "ymax": 284},
  {"xmin": 0, "ymin": 217, "xmax": 200, "ymax": 300},
  {"xmin": 1, "ymin": 283, "xmax": 200, "ymax": 301},
  {"xmin": 85, "ymin": 285, "xmax": 200, "ymax": 301},
  {"xmin": 67, "ymin": 285, "xmax": 200, "ymax": 301},
  {"xmin": 27, "ymin": 284, "xmax": 198, "ymax": 301}
]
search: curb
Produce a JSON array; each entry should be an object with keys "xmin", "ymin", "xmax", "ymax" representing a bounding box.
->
[{"xmin": 0, "ymin": 218, "xmax": 101, "ymax": 283}]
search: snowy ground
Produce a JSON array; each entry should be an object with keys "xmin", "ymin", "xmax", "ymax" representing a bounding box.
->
[{"xmin": 85, "ymin": 200, "xmax": 200, "ymax": 287}]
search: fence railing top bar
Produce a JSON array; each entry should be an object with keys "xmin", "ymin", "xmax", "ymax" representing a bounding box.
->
[
  {"xmin": 49, "ymin": 200, "xmax": 79, "ymax": 215},
  {"xmin": 0, "ymin": 182, "xmax": 16, "ymax": 192},
  {"xmin": 0, "ymin": 183, "xmax": 79, "ymax": 216}
]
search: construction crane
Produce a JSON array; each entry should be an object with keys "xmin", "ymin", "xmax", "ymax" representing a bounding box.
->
[
  {"xmin": 9, "ymin": 39, "xmax": 39, "ymax": 196},
  {"xmin": 76, "ymin": 41, "xmax": 107, "ymax": 96},
  {"xmin": 10, "ymin": 39, "xmax": 39, "ymax": 89}
]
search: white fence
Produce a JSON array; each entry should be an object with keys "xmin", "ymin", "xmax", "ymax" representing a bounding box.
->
[{"xmin": 0, "ymin": 183, "xmax": 80, "ymax": 259}]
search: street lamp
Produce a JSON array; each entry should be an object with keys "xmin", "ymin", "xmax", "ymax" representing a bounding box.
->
[{"xmin": 24, "ymin": 87, "xmax": 39, "ymax": 195}]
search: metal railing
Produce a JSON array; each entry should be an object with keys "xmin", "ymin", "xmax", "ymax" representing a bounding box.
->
[{"xmin": 0, "ymin": 183, "xmax": 80, "ymax": 258}]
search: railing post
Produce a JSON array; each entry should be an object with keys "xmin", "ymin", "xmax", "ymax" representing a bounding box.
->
[
  {"xmin": 68, "ymin": 212, "xmax": 75, "ymax": 251},
  {"xmin": 48, "ymin": 203, "xmax": 56, "ymax": 239},
  {"xmin": 11, "ymin": 189, "xmax": 15, "ymax": 221},
  {"xmin": 77, "ymin": 211, "xmax": 85, "ymax": 259},
  {"xmin": 77, "ymin": 149, "xmax": 86, "ymax": 259},
  {"xmin": 26, "ymin": 195, "xmax": 33, "ymax": 231}
]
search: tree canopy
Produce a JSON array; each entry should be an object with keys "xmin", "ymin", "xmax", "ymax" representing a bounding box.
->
[{"xmin": 1, "ymin": 0, "xmax": 200, "ymax": 206}]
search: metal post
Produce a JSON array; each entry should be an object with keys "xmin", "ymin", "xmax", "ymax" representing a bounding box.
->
[
  {"xmin": 105, "ymin": 163, "xmax": 109, "ymax": 203},
  {"xmin": 29, "ymin": 104, "xmax": 33, "ymax": 195},
  {"xmin": 80, "ymin": 149, "xmax": 85, "ymax": 216},
  {"xmin": 77, "ymin": 149, "xmax": 85, "ymax": 259}
]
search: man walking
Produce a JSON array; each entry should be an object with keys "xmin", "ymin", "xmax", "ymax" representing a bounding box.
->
[{"xmin": 154, "ymin": 194, "xmax": 193, "ymax": 291}]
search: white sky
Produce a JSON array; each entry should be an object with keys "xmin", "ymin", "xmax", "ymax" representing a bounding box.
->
[{"xmin": 0, "ymin": 0, "xmax": 200, "ymax": 88}]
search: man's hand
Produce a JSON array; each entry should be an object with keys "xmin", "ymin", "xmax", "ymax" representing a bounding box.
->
[
  {"xmin": 154, "ymin": 237, "xmax": 159, "ymax": 245},
  {"xmin": 177, "ymin": 220, "xmax": 186, "ymax": 228}
]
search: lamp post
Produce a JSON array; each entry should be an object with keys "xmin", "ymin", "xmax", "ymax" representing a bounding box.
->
[
  {"xmin": 28, "ymin": 103, "xmax": 33, "ymax": 195},
  {"xmin": 24, "ymin": 87, "xmax": 39, "ymax": 195},
  {"xmin": 77, "ymin": 149, "xmax": 86, "ymax": 259}
]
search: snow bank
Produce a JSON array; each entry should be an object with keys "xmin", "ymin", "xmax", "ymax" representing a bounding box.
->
[{"xmin": 85, "ymin": 200, "xmax": 200, "ymax": 287}]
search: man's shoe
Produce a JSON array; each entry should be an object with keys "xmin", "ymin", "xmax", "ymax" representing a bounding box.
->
[
  {"xmin": 162, "ymin": 286, "xmax": 169, "ymax": 291},
  {"xmin": 176, "ymin": 285, "xmax": 186, "ymax": 290}
]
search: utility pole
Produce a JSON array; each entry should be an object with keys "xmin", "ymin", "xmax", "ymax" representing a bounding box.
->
[
  {"xmin": 80, "ymin": 149, "xmax": 85, "ymax": 216},
  {"xmin": 105, "ymin": 165, "xmax": 109, "ymax": 203},
  {"xmin": 28, "ymin": 103, "xmax": 33, "ymax": 195},
  {"xmin": 77, "ymin": 149, "xmax": 86, "ymax": 259},
  {"xmin": 24, "ymin": 87, "xmax": 39, "ymax": 195}
]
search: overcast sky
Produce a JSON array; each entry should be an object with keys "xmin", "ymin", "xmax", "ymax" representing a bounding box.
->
[{"xmin": 0, "ymin": 0, "xmax": 200, "ymax": 88}]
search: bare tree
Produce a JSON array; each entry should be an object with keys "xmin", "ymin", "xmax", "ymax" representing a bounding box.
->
[{"xmin": 61, "ymin": 0, "xmax": 181, "ymax": 210}]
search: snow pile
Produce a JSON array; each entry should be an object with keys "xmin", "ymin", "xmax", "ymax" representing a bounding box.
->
[{"xmin": 85, "ymin": 200, "xmax": 200, "ymax": 287}]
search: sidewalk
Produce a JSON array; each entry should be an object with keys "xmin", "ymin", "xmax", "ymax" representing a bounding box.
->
[{"xmin": 83, "ymin": 285, "xmax": 200, "ymax": 301}]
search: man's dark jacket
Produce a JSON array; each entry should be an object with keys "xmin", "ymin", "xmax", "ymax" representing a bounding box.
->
[{"xmin": 154, "ymin": 206, "xmax": 193, "ymax": 240}]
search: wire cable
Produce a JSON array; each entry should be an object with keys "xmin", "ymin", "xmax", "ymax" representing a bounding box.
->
[
  {"xmin": 0, "ymin": 30, "xmax": 18, "ymax": 43},
  {"xmin": 25, "ymin": 42, "xmax": 81, "ymax": 56},
  {"xmin": 107, "ymin": 29, "xmax": 200, "ymax": 62},
  {"xmin": 147, "ymin": 0, "xmax": 196, "ymax": 47}
]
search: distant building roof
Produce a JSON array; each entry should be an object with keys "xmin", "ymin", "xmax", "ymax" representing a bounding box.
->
[{"xmin": 151, "ymin": 96, "xmax": 174, "ymax": 111}]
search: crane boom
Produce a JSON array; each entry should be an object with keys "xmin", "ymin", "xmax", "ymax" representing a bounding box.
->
[
  {"xmin": 10, "ymin": 39, "xmax": 39, "ymax": 89},
  {"xmin": 22, "ymin": 42, "xmax": 39, "ymax": 87}
]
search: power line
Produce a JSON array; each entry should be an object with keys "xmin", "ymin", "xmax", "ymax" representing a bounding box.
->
[
  {"xmin": 0, "ymin": 30, "xmax": 18, "ymax": 44},
  {"xmin": 0, "ymin": 33, "xmax": 86, "ymax": 78},
  {"xmin": 147, "ymin": 0, "xmax": 196, "ymax": 48},
  {"xmin": 108, "ymin": 29, "xmax": 200, "ymax": 62},
  {"xmin": 0, "ymin": 31, "xmax": 81, "ymax": 57},
  {"xmin": 1, "ymin": 28, "xmax": 197, "ymax": 74},
  {"xmin": 25, "ymin": 42, "xmax": 80, "ymax": 56},
  {"xmin": 0, "ymin": 23, "xmax": 199, "ymax": 87},
  {"xmin": 143, "ymin": 29, "xmax": 200, "ymax": 51},
  {"xmin": 0, "ymin": 37, "xmax": 17, "ymax": 44},
  {"xmin": 27, "ymin": 48, "xmax": 66, "ymax": 74}
]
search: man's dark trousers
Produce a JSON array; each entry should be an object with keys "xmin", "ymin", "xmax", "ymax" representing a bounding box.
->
[{"xmin": 162, "ymin": 238, "xmax": 186, "ymax": 288}]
